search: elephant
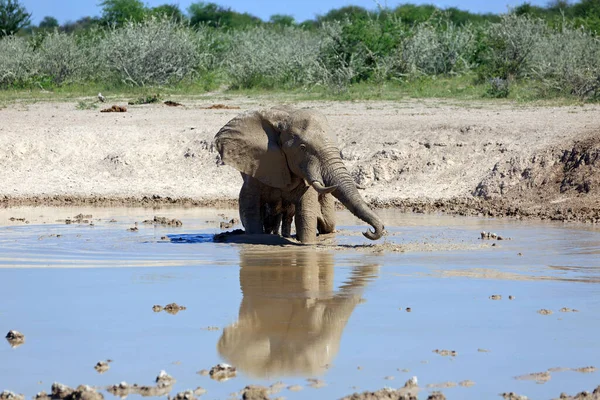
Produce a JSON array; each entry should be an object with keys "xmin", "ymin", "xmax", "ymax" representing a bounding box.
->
[
  {"xmin": 216, "ymin": 248, "xmax": 379, "ymax": 378},
  {"xmin": 214, "ymin": 106, "xmax": 385, "ymax": 244},
  {"xmin": 261, "ymin": 197, "xmax": 295, "ymax": 237}
]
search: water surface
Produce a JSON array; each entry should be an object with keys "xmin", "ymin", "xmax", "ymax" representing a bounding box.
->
[{"xmin": 0, "ymin": 207, "xmax": 599, "ymax": 399}]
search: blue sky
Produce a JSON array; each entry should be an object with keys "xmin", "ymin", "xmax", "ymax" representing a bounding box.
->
[{"xmin": 21, "ymin": 0, "xmax": 549, "ymax": 25}]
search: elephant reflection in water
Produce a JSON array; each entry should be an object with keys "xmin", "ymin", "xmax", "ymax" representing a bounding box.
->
[{"xmin": 217, "ymin": 249, "xmax": 379, "ymax": 378}]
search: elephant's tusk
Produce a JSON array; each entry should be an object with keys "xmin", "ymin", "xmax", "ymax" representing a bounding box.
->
[{"xmin": 311, "ymin": 181, "xmax": 337, "ymax": 194}]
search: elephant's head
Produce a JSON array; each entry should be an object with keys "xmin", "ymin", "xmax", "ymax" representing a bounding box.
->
[{"xmin": 214, "ymin": 106, "xmax": 385, "ymax": 240}]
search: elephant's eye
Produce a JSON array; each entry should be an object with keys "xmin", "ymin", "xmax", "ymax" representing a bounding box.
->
[{"xmin": 299, "ymin": 144, "xmax": 307, "ymax": 152}]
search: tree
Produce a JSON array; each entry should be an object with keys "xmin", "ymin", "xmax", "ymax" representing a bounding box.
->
[
  {"xmin": 150, "ymin": 4, "xmax": 185, "ymax": 22},
  {"xmin": 269, "ymin": 14, "xmax": 295, "ymax": 26},
  {"xmin": 100, "ymin": 0, "xmax": 147, "ymax": 26},
  {"xmin": 572, "ymin": 0, "xmax": 600, "ymax": 18},
  {"xmin": 39, "ymin": 16, "xmax": 59, "ymax": 29},
  {"xmin": 392, "ymin": 4, "xmax": 437, "ymax": 24},
  {"xmin": 188, "ymin": 2, "xmax": 260, "ymax": 28},
  {"xmin": 316, "ymin": 6, "xmax": 370, "ymax": 24},
  {"xmin": 61, "ymin": 16, "xmax": 101, "ymax": 33},
  {"xmin": 0, "ymin": 0, "xmax": 31, "ymax": 36}
]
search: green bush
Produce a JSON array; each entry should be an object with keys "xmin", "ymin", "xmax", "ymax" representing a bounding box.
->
[
  {"xmin": 37, "ymin": 31, "xmax": 91, "ymax": 84},
  {"xmin": 477, "ymin": 14, "xmax": 547, "ymax": 80},
  {"xmin": 0, "ymin": 35, "xmax": 40, "ymax": 86},
  {"xmin": 403, "ymin": 20, "xmax": 476, "ymax": 76},
  {"xmin": 222, "ymin": 26, "xmax": 322, "ymax": 89},
  {"xmin": 0, "ymin": 11, "xmax": 600, "ymax": 101},
  {"xmin": 316, "ymin": 15, "xmax": 406, "ymax": 86},
  {"xmin": 98, "ymin": 17, "xmax": 199, "ymax": 86},
  {"xmin": 531, "ymin": 24, "xmax": 600, "ymax": 99}
]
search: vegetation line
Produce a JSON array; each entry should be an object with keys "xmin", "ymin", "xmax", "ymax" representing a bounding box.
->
[{"xmin": 0, "ymin": 0, "xmax": 599, "ymax": 102}]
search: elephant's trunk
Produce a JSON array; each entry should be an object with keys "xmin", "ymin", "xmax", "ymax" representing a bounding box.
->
[{"xmin": 306, "ymin": 150, "xmax": 385, "ymax": 240}]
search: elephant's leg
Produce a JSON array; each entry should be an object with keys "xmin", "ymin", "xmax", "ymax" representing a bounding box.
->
[
  {"xmin": 281, "ymin": 202, "xmax": 295, "ymax": 238},
  {"xmin": 263, "ymin": 201, "xmax": 283, "ymax": 235},
  {"xmin": 295, "ymin": 187, "xmax": 319, "ymax": 244},
  {"xmin": 239, "ymin": 178, "xmax": 263, "ymax": 234},
  {"xmin": 317, "ymin": 193, "xmax": 336, "ymax": 234}
]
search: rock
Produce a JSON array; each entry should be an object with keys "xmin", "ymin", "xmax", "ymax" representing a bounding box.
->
[
  {"xmin": 5, "ymin": 330, "xmax": 25, "ymax": 348},
  {"xmin": 501, "ymin": 393, "xmax": 528, "ymax": 400},
  {"xmin": 427, "ymin": 393, "xmax": 446, "ymax": 400},
  {"xmin": 143, "ymin": 216, "xmax": 182, "ymax": 227},
  {"xmin": 94, "ymin": 361, "xmax": 110, "ymax": 374},
  {"xmin": 209, "ymin": 364, "xmax": 236, "ymax": 382},
  {"xmin": 339, "ymin": 387, "xmax": 418, "ymax": 400},
  {"xmin": 0, "ymin": 391, "xmax": 24, "ymax": 400},
  {"xmin": 170, "ymin": 390, "xmax": 196, "ymax": 400},
  {"xmin": 164, "ymin": 303, "xmax": 186, "ymax": 315},
  {"xmin": 556, "ymin": 385, "xmax": 600, "ymax": 399},
  {"xmin": 433, "ymin": 349, "xmax": 457, "ymax": 357},
  {"xmin": 241, "ymin": 385, "xmax": 270, "ymax": 400}
]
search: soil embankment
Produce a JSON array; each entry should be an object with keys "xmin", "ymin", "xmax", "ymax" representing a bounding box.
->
[{"xmin": 1, "ymin": 98, "xmax": 598, "ymax": 222}]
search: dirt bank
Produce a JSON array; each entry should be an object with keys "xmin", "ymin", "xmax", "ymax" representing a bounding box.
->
[{"xmin": 1, "ymin": 98, "xmax": 598, "ymax": 222}]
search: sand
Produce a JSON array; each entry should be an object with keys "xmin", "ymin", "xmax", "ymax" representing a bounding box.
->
[{"xmin": 1, "ymin": 97, "xmax": 598, "ymax": 221}]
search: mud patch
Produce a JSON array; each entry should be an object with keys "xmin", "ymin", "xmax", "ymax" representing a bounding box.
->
[
  {"xmin": 340, "ymin": 383, "xmax": 419, "ymax": 400},
  {"xmin": 555, "ymin": 385, "xmax": 600, "ymax": 399},
  {"xmin": 241, "ymin": 385, "xmax": 270, "ymax": 400},
  {"xmin": 62, "ymin": 214, "xmax": 93, "ymax": 224},
  {"xmin": 426, "ymin": 382, "xmax": 457, "ymax": 389},
  {"xmin": 427, "ymin": 393, "xmax": 446, "ymax": 400},
  {"xmin": 107, "ymin": 370, "xmax": 175, "ymax": 397},
  {"xmin": 100, "ymin": 105, "xmax": 127, "ymax": 113},
  {"xmin": 560, "ymin": 307, "xmax": 580, "ymax": 313},
  {"xmin": 36, "ymin": 383, "xmax": 103, "ymax": 400},
  {"xmin": 433, "ymin": 349, "xmax": 457, "ymax": 357},
  {"xmin": 573, "ymin": 366, "xmax": 597, "ymax": 373},
  {"xmin": 480, "ymin": 231, "xmax": 510, "ymax": 240},
  {"xmin": 142, "ymin": 216, "xmax": 183, "ymax": 227},
  {"xmin": 306, "ymin": 379, "xmax": 326, "ymax": 388},
  {"xmin": 201, "ymin": 104, "xmax": 240, "ymax": 110},
  {"xmin": 501, "ymin": 393, "xmax": 528, "ymax": 400},
  {"xmin": 515, "ymin": 371, "xmax": 551, "ymax": 384},
  {"xmin": 538, "ymin": 309, "xmax": 554, "ymax": 315},
  {"xmin": 94, "ymin": 360, "xmax": 111, "ymax": 374},
  {"xmin": 171, "ymin": 390, "xmax": 198, "ymax": 400},
  {"xmin": 152, "ymin": 303, "xmax": 186, "ymax": 314},
  {"xmin": 459, "ymin": 380, "xmax": 475, "ymax": 387},
  {"xmin": 0, "ymin": 391, "xmax": 24, "ymax": 400},
  {"xmin": 5, "ymin": 330, "xmax": 25, "ymax": 348},
  {"xmin": 209, "ymin": 364, "xmax": 236, "ymax": 382},
  {"xmin": 164, "ymin": 101, "xmax": 183, "ymax": 107}
]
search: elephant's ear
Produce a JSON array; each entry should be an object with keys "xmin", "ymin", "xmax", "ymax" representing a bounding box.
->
[{"xmin": 214, "ymin": 108, "xmax": 292, "ymax": 188}]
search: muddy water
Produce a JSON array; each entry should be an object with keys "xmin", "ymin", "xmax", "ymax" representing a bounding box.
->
[{"xmin": 0, "ymin": 207, "xmax": 599, "ymax": 399}]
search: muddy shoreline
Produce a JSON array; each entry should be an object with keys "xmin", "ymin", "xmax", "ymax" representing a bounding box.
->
[
  {"xmin": 2, "ymin": 99, "xmax": 598, "ymax": 225},
  {"xmin": 1, "ymin": 194, "xmax": 598, "ymax": 224}
]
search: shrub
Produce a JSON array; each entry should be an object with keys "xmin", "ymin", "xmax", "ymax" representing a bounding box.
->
[
  {"xmin": 485, "ymin": 77, "xmax": 510, "ymax": 97},
  {"xmin": 222, "ymin": 26, "xmax": 322, "ymax": 89},
  {"xmin": 0, "ymin": 35, "xmax": 40, "ymax": 86},
  {"xmin": 316, "ymin": 14, "xmax": 406, "ymax": 85},
  {"xmin": 478, "ymin": 14, "xmax": 547, "ymax": 80},
  {"xmin": 36, "ymin": 31, "xmax": 91, "ymax": 84},
  {"xmin": 403, "ymin": 20, "xmax": 476, "ymax": 76},
  {"xmin": 98, "ymin": 17, "xmax": 199, "ymax": 86},
  {"xmin": 531, "ymin": 24, "xmax": 600, "ymax": 99}
]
